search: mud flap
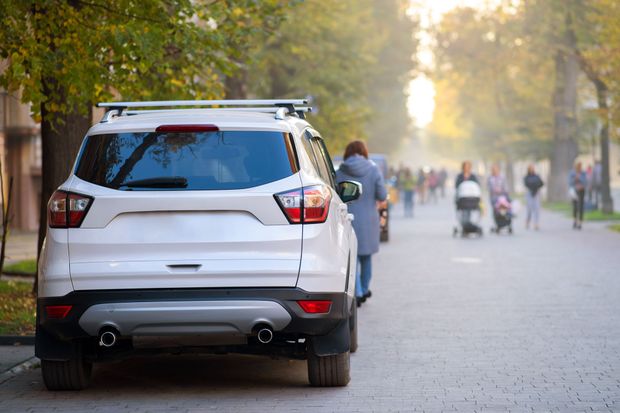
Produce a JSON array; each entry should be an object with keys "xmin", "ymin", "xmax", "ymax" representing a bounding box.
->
[
  {"xmin": 309, "ymin": 318, "xmax": 351, "ymax": 356},
  {"xmin": 35, "ymin": 324, "xmax": 80, "ymax": 361}
]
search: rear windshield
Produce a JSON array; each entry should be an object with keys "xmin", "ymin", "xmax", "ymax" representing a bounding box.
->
[{"xmin": 75, "ymin": 131, "xmax": 296, "ymax": 190}]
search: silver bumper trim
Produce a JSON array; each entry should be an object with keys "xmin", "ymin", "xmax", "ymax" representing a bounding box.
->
[{"xmin": 78, "ymin": 300, "xmax": 292, "ymax": 336}]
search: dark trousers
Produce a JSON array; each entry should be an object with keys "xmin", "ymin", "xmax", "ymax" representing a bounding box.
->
[{"xmin": 573, "ymin": 189, "xmax": 585, "ymax": 222}]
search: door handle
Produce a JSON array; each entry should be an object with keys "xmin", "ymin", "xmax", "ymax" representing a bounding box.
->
[{"xmin": 347, "ymin": 213, "xmax": 354, "ymax": 222}]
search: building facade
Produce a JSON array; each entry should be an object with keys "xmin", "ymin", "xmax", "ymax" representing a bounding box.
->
[{"xmin": 0, "ymin": 91, "xmax": 42, "ymax": 231}]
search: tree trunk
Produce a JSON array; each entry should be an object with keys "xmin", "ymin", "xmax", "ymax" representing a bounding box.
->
[
  {"xmin": 225, "ymin": 65, "xmax": 248, "ymax": 99},
  {"xmin": 547, "ymin": 23, "xmax": 579, "ymax": 202},
  {"xmin": 594, "ymin": 81, "xmax": 614, "ymax": 214},
  {"xmin": 35, "ymin": 86, "xmax": 91, "ymax": 294}
]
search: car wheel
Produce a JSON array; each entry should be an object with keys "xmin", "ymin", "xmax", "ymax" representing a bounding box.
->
[
  {"xmin": 349, "ymin": 301, "xmax": 358, "ymax": 353},
  {"xmin": 41, "ymin": 356, "xmax": 92, "ymax": 390},
  {"xmin": 307, "ymin": 350, "xmax": 350, "ymax": 387}
]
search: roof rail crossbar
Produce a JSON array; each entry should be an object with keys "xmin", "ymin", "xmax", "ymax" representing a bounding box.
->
[
  {"xmin": 123, "ymin": 107, "xmax": 313, "ymax": 116},
  {"xmin": 97, "ymin": 99, "xmax": 308, "ymax": 109},
  {"xmin": 97, "ymin": 99, "xmax": 311, "ymax": 122}
]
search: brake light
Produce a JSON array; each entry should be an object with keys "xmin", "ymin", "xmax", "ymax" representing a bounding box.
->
[
  {"xmin": 156, "ymin": 124, "xmax": 219, "ymax": 133},
  {"xmin": 48, "ymin": 191, "xmax": 93, "ymax": 228},
  {"xmin": 275, "ymin": 185, "xmax": 331, "ymax": 224},
  {"xmin": 297, "ymin": 300, "xmax": 332, "ymax": 314},
  {"xmin": 303, "ymin": 185, "xmax": 331, "ymax": 223},
  {"xmin": 45, "ymin": 305, "xmax": 73, "ymax": 319}
]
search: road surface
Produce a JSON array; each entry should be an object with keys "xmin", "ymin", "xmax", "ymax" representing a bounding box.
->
[{"xmin": 1, "ymin": 197, "xmax": 619, "ymax": 412}]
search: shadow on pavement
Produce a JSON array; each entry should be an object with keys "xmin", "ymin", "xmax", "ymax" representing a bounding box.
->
[{"xmin": 83, "ymin": 354, "xmax": 311, "ymax": 393}]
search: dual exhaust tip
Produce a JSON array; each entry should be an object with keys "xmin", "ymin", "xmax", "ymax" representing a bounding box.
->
[
  {"xmin": 256, "ymin": 326, "xmax": 274, "ymax": 344},
  {"xmin": 98, "ymin": 325, "xmax": 274, "ymax": 346},
  {"xmin": 98, "ymin": 327, "xmax": 119, "ymax": 347}
]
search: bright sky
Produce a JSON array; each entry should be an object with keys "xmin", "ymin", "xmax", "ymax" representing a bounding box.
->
[{"xmin": 407, "ymin": 0, "xmax": 503, "ymax": 128}]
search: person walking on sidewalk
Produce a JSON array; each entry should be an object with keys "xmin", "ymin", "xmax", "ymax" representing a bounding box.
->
[
  {"xmin": 336, "ymin": 140, "xmax": 388, "ymax": 307},
  {"xmin": 569, "ymin": 161, "xmax": 587, "ymax": 230},
  {"xmin": 487, "ymin": 164, "xmax": 509, "ymax": 207},
  {"xmin": 416, "ymin": 168, "xmax": 427, "ymax": 204},
  {"xmin": 428, "ymin": 169, "xmax": 439, "ymax": 204},
  {"xmin": 523, "ymin": 165, "xmax": 544, "ymax": 230},
  {"xmin": 401, "ymin": 167, "xmax": 416, "ymax": 218},
  {"xmin": 438, "ymin": 167, "xmax": 448, "ymax": 198},
  {"xmin": 455, "ymin": 161, "xmax": 478, "ymax": 188}
]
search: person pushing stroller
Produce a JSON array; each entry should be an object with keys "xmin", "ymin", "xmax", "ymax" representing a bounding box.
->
[
  {"xmin": 487, "ymin": 164, "xmax": 513, "ymax": 234},
  {"xmin": 453, "ymin": 161, "xmax": 483, "ymax": 237}
]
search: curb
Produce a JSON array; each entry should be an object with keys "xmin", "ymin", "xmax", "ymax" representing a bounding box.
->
[
  {"xmin": 0, "ymin": 357, "xmax": 40, "ymax": 385},
  {"xmin": 0, "ymin": 336, "xmax": 35, "ymax": 346}
]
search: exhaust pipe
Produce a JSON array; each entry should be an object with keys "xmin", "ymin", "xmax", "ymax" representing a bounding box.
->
[
  {"xmin": 254, "ymin": 325, "xmax": 274, "ymax": 344},
  {"xmin": 98, "ymin": 327, "xmax": 119, "ymax": 347}
]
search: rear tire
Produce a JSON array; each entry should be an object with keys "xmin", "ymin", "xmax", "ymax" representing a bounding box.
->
[
  {"xmin": 349, "ymin": 301, "xmax": 358, "ymax": 353},
  {"xmin": 41, "ymin": 357, "xmax": 92, "ymax": 390},
  {"xmin": 307, "ymin": 350, "xmax": 350, "ymax": 387}
]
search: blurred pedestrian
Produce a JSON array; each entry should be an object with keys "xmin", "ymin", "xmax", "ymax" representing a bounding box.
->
[
  {"xmin": 569, "ymin": 161, "xmax": 587, "ymax": 230},
  {"xmin": 487, "ymin": 164, "xmax": 509, "ymax": 206},
  {"xmin": 455, "ymin": 161, "xmax": 478, "ymax": 187},
  {"xmin": 336, "ymin": 140, "xmax": 387, "ymax": 306},
  {"xmin": 438, "ymin": 167, "xmax": 448, "ymax": 198},
  {"xmin": 417, "ymin": 168, "xmax": 426, "ymax": 204},
  {"xmin": 523, "ymin": 165, "xmax": 544, "ymax": 230},
  {"xmin": 455, "ymin": 161, "xmax": 479, "ymax": 223},
  {"xmin": 401, "ymin": 168, "xmax": 416, "ymax": 217},
  {"xmin": 428, "ymin": 169, "xmax": 439, "ymax": 203}
]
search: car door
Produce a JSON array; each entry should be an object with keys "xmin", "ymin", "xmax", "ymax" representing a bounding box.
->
[{"xmin": 301, "ymin": 130, "xmax": 354, "ymax": 292}]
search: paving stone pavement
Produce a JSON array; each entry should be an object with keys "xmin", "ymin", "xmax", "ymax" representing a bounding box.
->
[
  {"xmin": 1, "ymin": 197, "xmax": 619, "ymax": 412},
  {"xmin": 0, "ymin": 345, "xmax": 35, "ymax": 374}
]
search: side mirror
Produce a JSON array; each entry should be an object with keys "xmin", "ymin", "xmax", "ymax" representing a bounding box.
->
[{"xmin": 337, "ymin": 180, "xmax": 362, "ymax": 203}]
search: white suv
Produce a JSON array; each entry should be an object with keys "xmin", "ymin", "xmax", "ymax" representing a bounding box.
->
[{"xmin": 36, "ymin": 99, "xmax": 361, "ymax": 390}]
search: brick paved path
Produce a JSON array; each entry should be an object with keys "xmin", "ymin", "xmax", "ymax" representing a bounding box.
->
[{"xmin": 1, "ymin": 198, "xmax": 619, "ymax": 412}]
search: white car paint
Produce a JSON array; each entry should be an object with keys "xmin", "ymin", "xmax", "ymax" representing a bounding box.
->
[{"xmin": 39, "ymin": 109, "xmax": 357, "ymax": 301}]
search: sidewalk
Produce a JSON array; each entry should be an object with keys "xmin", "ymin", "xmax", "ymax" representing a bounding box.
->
[
  {"xmin": 0, "ymin": 345, "xmax": 34, "ymax": 375},
  {"xmin": 2, "ymin": 231, "xmax": 37, "ymax": 264}
]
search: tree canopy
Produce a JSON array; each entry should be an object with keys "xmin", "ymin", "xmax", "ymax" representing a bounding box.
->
[{"xmin": 248, "ymin": 0, "xmax": 417, "ymax": 154}]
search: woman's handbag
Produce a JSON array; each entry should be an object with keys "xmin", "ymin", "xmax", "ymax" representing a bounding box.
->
[{"xmin": 568, "ymin": 187, "xmax": 577, "ymax": 200}]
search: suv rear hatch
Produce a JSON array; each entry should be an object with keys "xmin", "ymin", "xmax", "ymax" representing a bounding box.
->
[{"xmin": 66, "ymin": 127, "xmax": 302, "ymax": 290}]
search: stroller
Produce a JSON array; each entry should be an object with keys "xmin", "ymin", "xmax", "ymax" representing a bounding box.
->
[
  {"xmin": 491, "ymin": 194, "xmax": 513, "ymax": 234},
  {"xmin": 453, "ymin": 180, "xmax": 483, "ymax": 237}
]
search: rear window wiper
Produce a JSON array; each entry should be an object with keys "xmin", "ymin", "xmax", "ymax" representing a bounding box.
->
[{"xmin": 118, "ymin": 176, "xmax": 188, "ymax": 189}]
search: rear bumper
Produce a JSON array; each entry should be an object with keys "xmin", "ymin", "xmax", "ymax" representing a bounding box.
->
[
  {"xmin": 37, "ymin": 288, "xmax": 351, "ymax": 341},
  {"xmin": 79, "ymin": 300, "xmax": 292, "ymax": 336}
]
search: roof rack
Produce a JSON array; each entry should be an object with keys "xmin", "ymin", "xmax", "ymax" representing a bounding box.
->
[{"xmin": 96, "ymin": 99, "xmax": 311, "ymax": 122}]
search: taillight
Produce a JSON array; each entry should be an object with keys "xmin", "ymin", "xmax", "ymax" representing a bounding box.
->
[
  {"xmin": 275, "ymin": 188, "xmax": 303, "ymax": 223},
  {"xmin": 297, "ymin": 300, "xmax": 332, "ymax": 314},
  {"xmin": 303, "ymin": 185, "xmax": 331, "ymax": 223},
  {"xmin": 45, "ymin": 305, "xmax": 73, "ymax": 319},
  {"xmin": 275, "ymin": 185, "xmax": 331, "ymax": 224},
  {"xmin": 48, "ymin": 190, "xmax": 93, "ymax": 228}
]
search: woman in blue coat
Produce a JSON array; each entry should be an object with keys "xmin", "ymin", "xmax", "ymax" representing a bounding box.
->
[{"xmin": 336, "ymin": 141, "xmax": 387, "ymax": 307}]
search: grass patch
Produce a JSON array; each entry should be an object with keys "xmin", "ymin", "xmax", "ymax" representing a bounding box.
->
[
  {"xmin": 543, "ymin": 202, "xmax": 571, "ymax": 213},
  {"xmin": 609, "ymin": 223, "xmax": 620, "ymax": 233},
  {"xmin": 544, "ymin": 202, "xmax": 620, "ymax": 221},
  {"xmin": 584, "ymin": 210, "xmax": 620, "ymax": 221},
  {"xmin": 0, "ymin": 280, "xmax": 35, "ymax": 335},
  {"xmin": 2, "ymin": 259, "xmax": 36, "ymax": 275}
]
